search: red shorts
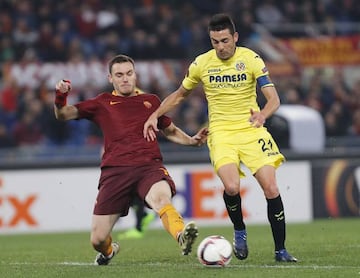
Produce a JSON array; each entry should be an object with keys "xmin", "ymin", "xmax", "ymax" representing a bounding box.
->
[{"xmin": 93, "ymin": 163, "xmax": 176, "ymax": 215}]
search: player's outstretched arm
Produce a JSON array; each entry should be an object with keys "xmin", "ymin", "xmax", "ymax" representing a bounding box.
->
[
  {"xmin": 162, "ymin": 123, "xmax": 208, "ymax": 146},
  {"xmin": 54, "ymin": 79, "xmax": 79, "ymax": 121},
  {"xmin": 143, "ymin": 85, "xmax": 190, "ymax": 141}
]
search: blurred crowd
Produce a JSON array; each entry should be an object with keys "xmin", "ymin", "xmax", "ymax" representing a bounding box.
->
[
  {"xmin": 0, "ymin": 0, "xmax": 360, "ymax": 149},
  {"xmin": 1, "ymin": 0, "xmax": 360, "ymax": 63}
]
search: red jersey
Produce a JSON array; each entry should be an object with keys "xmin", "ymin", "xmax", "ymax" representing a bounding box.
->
[{"xmin": 75, "ymin": 92, "xmax": 171, "ymax": 167}]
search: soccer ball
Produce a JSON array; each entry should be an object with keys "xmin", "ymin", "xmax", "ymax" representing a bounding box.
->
[{"xmin": 197, "ymin": 235, "xmax": 232, "ymax": 267}]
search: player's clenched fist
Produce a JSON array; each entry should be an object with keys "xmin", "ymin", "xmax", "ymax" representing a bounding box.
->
[{"xmin": 55, "ymin": 79, "xmax": 72, "ymax": 94}]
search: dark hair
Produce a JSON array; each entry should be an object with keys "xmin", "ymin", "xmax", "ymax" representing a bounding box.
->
[
  {"xmin": 208, "ymin": 13, "xmax": 236, "ymax": 35},
  {"xmin": 108, "ymin": 54, "xmax": 135, "ymax": 74}
]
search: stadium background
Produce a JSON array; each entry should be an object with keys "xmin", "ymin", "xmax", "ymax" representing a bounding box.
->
[{"xmin": 0, "ymin": 0, "xmax": 359, "ymax": 234}]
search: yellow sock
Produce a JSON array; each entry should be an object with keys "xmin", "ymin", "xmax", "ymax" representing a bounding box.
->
[{"xmin": 158, "ymin": 204, "xmax": 184, "ymax": 241}]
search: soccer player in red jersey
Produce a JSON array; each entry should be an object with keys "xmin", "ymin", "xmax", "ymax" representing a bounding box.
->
[{"xmin": 54, "ymin": 54, "xmax": 208, "ymax": 265}]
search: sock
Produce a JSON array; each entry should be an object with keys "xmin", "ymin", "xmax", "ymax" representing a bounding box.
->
[
  {"xmin": 158, "ymin": 204, "xmax": 184, "ymax": 241},
  {"xmin": 94, "ymin": 235, "xmax": 113, "ymax": 257},
  {"xmin": 223, "ymin": 191, "xmax": 246, "ymax": 231},
  {"xmin": 267, "ymin": 195, "xmax": 286, "ymax": 251}
]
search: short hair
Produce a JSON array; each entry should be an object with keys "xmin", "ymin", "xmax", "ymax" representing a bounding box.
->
[
  {"xmin": 108, "ymin": 54, "xmax": 135, "ymax": 74},
  {"xmin": 208, "ymin": 13, "xmax": 236, "ymax": 35}
]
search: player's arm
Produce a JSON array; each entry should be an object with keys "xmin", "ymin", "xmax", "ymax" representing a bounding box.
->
[
  {"xmin": 162, "ymin": 122, "xmax": 208, "ymax": 147},
  {"xmin": 250, "ymin": 76, "xmax": 280, "ymax": 128},
  {"xmin": 54, "ymin": 79, "xmax": 79, "ymax": 121},
  {"xmin": 144, "ymin": 85, "xmax": 190, "ymax": 141},
  {"xmin": 260, "ymin": 85, "xmax": 280, "ymax": 118}
]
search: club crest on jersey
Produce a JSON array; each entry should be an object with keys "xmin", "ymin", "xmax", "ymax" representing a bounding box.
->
[
  {"xmin": 235, "ymin": 62, "xmax": 246, "ymax": 72},
  {"xmin": 143, "ymin": 101, "xmax": 152, "ymax": 109}
]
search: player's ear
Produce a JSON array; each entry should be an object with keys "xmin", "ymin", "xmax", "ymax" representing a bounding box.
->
[
  {"xmin": 233, "ymin": 31, "xmax": 239, "ymax": 43},
  {"xmin": 108, "ymin": 73, "xmax": 113, "ymax": 84}
]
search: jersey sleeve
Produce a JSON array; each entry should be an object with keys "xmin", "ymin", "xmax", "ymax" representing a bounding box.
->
[
  {"xmin": 251, "ymin": 53, "xmax": 274, "ymax": 88},
  {"xmin": 74, "ymin": 97, "xmax": 99, "ymax": 120},
  {"xmin": 150, "ymin": 94, "xmax": 172, "ymax": 129},
  {"xmin": 158, "ymin": 115, "xmax": 172, "ymax": 129},
  {"xmin": 251, "ymin": 53, "xmax": 269, "ymax": 78},
  {"xmin": 182, "ymin": 58, "xmax": 201, "ymax": 91}
]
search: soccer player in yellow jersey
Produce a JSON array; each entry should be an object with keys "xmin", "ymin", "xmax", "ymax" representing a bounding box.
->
[{"xmin": 144, "ymin": 13, "xmax": 297, "ymax": 262}]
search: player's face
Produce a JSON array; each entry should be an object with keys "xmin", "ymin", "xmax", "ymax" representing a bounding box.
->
[
  {"xmin": 108, "ymin": 62, "xmax": 137, "ymax": 96},
  {"xmin": 209, "ymin": 29, "xmax": 238, "ymax": 60}
]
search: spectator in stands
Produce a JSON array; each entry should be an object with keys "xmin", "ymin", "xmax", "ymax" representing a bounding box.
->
[
  {"xmin": 40, "ymin": 90, "xmax": 71, "ymax": 146},
  {"xmin": 12, "ymin": 18, "xmax": 38, "ymax": 48},
  {"xmin": 255, "ymin": 0, "xmax": 284, "ymax": 27},
  {"xmin": 348, "ymin": 109, "xmax": 360, "ymax": 136},
  {"xmin": 36, "ymin": 22, "xmax": 55, "ymax": 61},
  {"xmin": 0, "ymin": 37, "xmax": 15, "ymax": 62},
  {"xmin": 0, "ymin": 77, "xmax": 19, "ymax": 114},
  {"xmin": 324, "ymin": 101, "xmax": 351, "ymax": 136},
  {"xmin": 0, "ymin": 123, "xmax": 15, "ymax": 148},
  {"xmin": 12, "ymin": 110, "xmax": 43, "ymax": 146},
  {"xmin": 348, "ymin": 79, "xmax": 360, "ymax": 111}
]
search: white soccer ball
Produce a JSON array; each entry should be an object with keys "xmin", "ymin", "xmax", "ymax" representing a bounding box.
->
[{"xmin": 197, "ymin": 235, "xmax": 232, "ymax": 267}]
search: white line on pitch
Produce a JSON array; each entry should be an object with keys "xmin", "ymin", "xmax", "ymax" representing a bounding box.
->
[{"xmin": 4, "ymin": 262, "xmax": 360, "ymax": 270}]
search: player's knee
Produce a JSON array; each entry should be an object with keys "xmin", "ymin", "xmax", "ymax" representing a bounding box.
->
[
  {"xmin": 151, "ymin": 195, "xmax": 172, "ymax": 213},
  {"xmin": 224, "ymin": 182, "xmax": 240, "ymax": 196},
  {"xmin": 263, "ymin": 185, "xmax": 279, "ymax": 199},
  {"xmin": 90, "ymin": 232, "xmax": 107, "ymax": 247}
]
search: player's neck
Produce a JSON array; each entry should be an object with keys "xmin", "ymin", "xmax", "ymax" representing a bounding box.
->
[{"xmin": 112, "ymin": 90, "xmax": 139, "ymax": 97}]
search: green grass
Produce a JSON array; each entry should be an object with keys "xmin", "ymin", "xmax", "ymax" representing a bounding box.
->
[{"xmin": 1, "ymin": 218, "xmax": 359, "ymax": 278}]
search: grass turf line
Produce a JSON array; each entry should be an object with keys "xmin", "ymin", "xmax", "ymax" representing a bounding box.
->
[{"xmin": 0, "ymin": 218, "xmax": 359, "ymax": 278}]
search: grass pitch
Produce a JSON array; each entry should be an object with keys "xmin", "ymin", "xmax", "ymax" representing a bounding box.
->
[{"xmin": 1, "ymin": 218, "xmax": 359, "ymax": 278}]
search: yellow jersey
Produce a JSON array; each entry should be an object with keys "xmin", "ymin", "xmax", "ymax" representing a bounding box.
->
[{"xmin": 182, "ymin": 47, "xmax": 273, "ymax": 132}]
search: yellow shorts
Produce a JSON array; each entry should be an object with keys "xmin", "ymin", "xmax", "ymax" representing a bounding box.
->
[{"xmin": 207, "ymin": 127, "xmax": 285, "ymax": 176}]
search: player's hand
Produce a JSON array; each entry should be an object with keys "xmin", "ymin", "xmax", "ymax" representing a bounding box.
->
[
  {"xmin": 55, "ymin": 79, "xmax": 72, "ymax": 94},
  {"xmin": 143, "ymin": 113, "xmax": 159, "ymax": 141},
  {"xmin": 190, "ymin": 127, "xmax": 209, "ymax": 146},
  {"xmin": 249, "ymin": 108, "xmax": 265, "ymax": 128}
]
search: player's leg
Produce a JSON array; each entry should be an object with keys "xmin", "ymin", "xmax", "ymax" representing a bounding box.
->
[
  {"xmin": 135, "ymin": 201, "xmax": 145, "ymax": 231},
  {"xmin": 217, "ymin": 163, "xmax": 248, "ymax": 260},
  {"xmin": 134, "ymin": 196, "xmax": 156, "ymax": 232},
  {"xmin": 145, "ymin": 180, "xmax": 183, "ymax": 238},
  {"xmin": 255, "ymin": 166, "xmax": 297, "ymax": 262},
  {"xmin": 117, "ymin": 197, "xmax": 154, "ymax": 240},
  {"xmin": 145, "ymin": 180, "xmax": 198, "ymax": 255},
  {"xmin": 255, "ymin": 165, "xmax": 283, "ymax": 250},
  {"xmin": 209, "ymin": 130, "xmax": 248, "ymax": 260},
  {"xmin": 91, "ymin": 214, "xmax": 121, "ymax": 265},
  {"xmin": 92, "ymin": 166, "xmax": 133, "ymax": 265},
  {"xmin": 140, "ymin": 209, "xmax": 156, "ymax": 231},
  {"xmin": 244, "ymin": 128, "xmax": 297, "ymax": 262}
]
